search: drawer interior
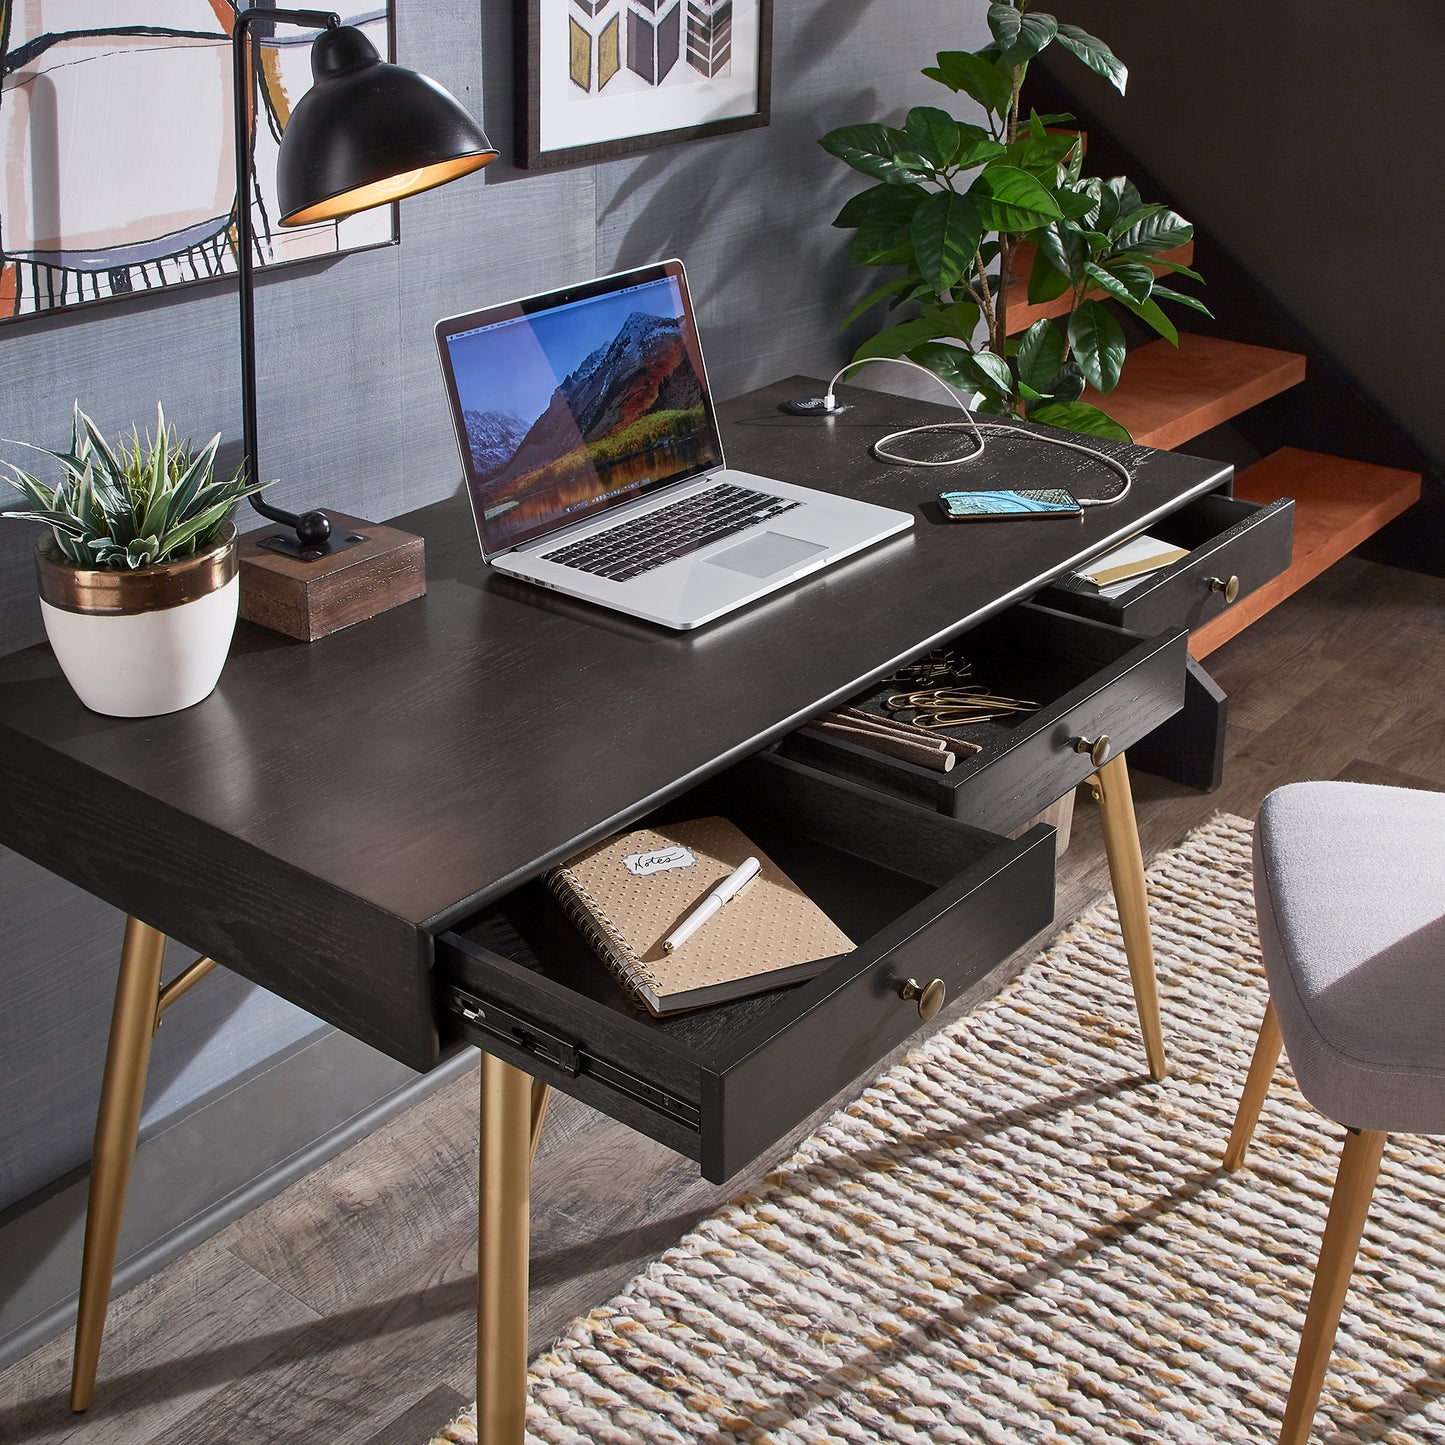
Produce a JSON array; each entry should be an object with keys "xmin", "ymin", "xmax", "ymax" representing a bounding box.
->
[
  {"xmin": 830, "ymin": 604, "xmax": 1145, "ymax": 763},
  {"xmin": 777, "ymin": 602, "xmax": 1185, "ymax": 824},
  {"xmin": 1134, "ymin": 492, "xmax": 1259, "ymax": 553},
  {"xmin": 444, "ymin": 756, "xmax": 1001, "ymax": 1056}
]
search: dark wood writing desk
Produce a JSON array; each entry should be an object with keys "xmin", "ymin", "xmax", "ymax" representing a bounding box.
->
[{"xmin": 0, "ymin": 378, "xmax": 1237, "ymax": 1437}]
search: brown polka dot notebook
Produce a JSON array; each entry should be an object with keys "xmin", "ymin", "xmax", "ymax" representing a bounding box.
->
[{"xmin": 544, "ymin": 816, "xmax": 854, "ymax": 1015}]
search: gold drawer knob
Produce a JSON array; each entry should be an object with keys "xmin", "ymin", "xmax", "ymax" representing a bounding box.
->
[
  {"xmin": 1207, "ymin": 574, "xmax": 1240, "ymax": 604},
  {"xmin": 900, "ymin": 977, "xmax": 946, "ymax": 1020},
  {"xmin": 1072, "ymin": 733, "xmax": 1112, "ymax": 767}
]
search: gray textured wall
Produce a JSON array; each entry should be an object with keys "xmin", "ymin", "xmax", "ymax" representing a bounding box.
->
[
  {"xmin": 1041, "ymin": 0, "xmax": 1444, "ymax": 468},
  {"xmin": 0, "ymin": 1, "xmax": 989, "ymax": 1211}
]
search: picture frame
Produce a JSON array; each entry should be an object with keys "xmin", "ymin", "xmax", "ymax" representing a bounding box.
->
[
  {"xmin": 0, "ymin": 4, "xmax": 397, "ymax": 326},
  {"xmin": 517, "ymin": 0, "xmax": 773, "ymax": 170}
]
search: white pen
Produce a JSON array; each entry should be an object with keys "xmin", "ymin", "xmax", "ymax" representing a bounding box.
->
[{"xmin": 663, "ymin": 856, "xmax": 761, "ymax": 954}]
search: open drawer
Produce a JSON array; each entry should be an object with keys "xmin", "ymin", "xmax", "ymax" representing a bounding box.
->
[
  {"xmin": 1038, "ymin": 493, "xmax": 1294, "ymax": 636},
  {"xmin": 435, "ymin": 753, "xmax": 1054, "ymax": 1183},
  {"xmin": 778, "ymin": 602, "xmax": 1188, "ymax": 833}
]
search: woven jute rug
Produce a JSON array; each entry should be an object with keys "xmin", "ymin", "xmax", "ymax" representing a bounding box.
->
[{"xmin": 429, "ymin": 815, "xmax": 1445, "ymax": 1444}]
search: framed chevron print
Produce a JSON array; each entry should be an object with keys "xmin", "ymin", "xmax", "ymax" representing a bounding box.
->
[{"xmin": 518, "ymin": 0, "xmax": 772, "ymax": 168}]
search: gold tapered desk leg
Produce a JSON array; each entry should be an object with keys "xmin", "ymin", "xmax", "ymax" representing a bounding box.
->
[
  {"xmin": 478, "ymin": 1053, "xmax": 535, "ymax": 1444},
  {"xmin": 1091, "ymin": 754, "xmax": 1167, "ymax": 1081},
  {"xmin": 70, "ymin": 918, "xmax": 168, "ymax": 1412}
]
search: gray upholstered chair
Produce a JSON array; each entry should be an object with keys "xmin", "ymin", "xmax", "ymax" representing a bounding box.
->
[{"xmin": 1223, "ymin": 780, "xmax": 1445, "ymax": 1445}]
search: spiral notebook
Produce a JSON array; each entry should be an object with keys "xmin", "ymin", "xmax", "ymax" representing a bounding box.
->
[{"xmin": 544, "ymin": 817, "xmax": 854, "ymax": 1015}]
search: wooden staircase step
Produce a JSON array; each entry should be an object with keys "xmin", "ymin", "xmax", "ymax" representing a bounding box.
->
[
  {"xmin": 1002, "ymin": 241, "xmax": 1194, "ymax": 336},
  {"xmin": 1190, "ymin": 447, "xmax": 1422, "ymax": 658},
  {"xmin": 1084, "ymin": 333, "xmax": 1306, "ymax": 450}
]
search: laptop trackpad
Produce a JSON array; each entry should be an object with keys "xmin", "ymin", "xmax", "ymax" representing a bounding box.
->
[{"xmin": 707, "ymin": 532, "xmax": 826, "ymax": 579}]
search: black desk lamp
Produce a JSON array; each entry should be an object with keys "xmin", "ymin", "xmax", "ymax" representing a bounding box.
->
[{"xmin": 231, "ymin": 9, "xmax": 496, "ymax": 634}]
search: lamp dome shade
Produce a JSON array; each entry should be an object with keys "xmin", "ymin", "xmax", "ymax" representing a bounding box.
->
[{"xmin": 277, "ymin": 26, "xmax": 497, "ymax": 226}]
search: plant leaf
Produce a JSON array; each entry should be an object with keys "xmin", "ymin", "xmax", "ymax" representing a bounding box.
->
[
  {"xmin": 844, "ymin": 186, "xmax": 928, "ymax": 265},
  {"xmin": 833, "ymin": 181, "xmax": 923, "ymax": 229},
  {"xmin": 1, "ymin": 464, "xmax": 55, "ymax": 510},
  {"xmin": 1037, "ymin": 358, "xmax": 1086, "ymax": 405},
  {"xmin": 1150, "ymin": 284, "xmax": 1213, "ymax": 318},
  {"xmin": 1148, "ymin": 259, "xmax": 1204, "ymax": 284},
  {"xmin": 956, "ymin": 346, "xmax": 1014, "ymax": 400},
  {"xmin": 1028, "ymin": 401, "xmax": 1132, "ymax": 442},
  {"xmin": 911, "ymin": 190, "xmax": 983, "ymax": 295},
  {"xmin": 969, "ymin": 165, "xmax": 1063, "ymax": 233},
  {"xmin": 1016, "ymin": 319, "xmax": 1066, "ymax": 392},
  {"xmin": 1025, "ymin": 246, "xmax": 1072, "ymax": 305},
  {"xmin": 1055, "ymin": 23, "xmax": 1128, "ymax": 94},
  {"xmin": 127, "ymin": 536, "xmax": 160, "ymax": 568},
  {"xmin": 1085, "ymin": 260, "xmax": 1153, "ymax": 305},
  {"xmin": 990, "ymin": 6, "xmax": 1058, "ymax": 67},
  {"xmin": 1067, "ymin": 299, "xmax": 1127, "ymax": 393},
  {"xmin": 841, "ymin": 277, "xmax": 912, "ymax": 329},
  {"xmin": 953, "ymin": 131, "xmax": 1009, "ymax": 170},
  {"xmin": 2, "ymin": 507, "xmax": 91, "ymax": 537},
  {"xmin": 76, "ymin": 408, "xmax": 125, "ymax": 487},
  {"xmin": 904, "ymin": 341, "xmax": 983, "ymax": 396},
  {"xmin": 903, "ymin": 107, "xmax": 961, "ymax": 168},
  {"xmin": 1034, "ymin": 220, "xmax": 1090, "ymax": 285},
  {"xmin": 151, "ymin": 498, "xmax": 234, "ymax": 563},
  {"xmin": 820, "ymin": 124, "xmax": 935, "ymax": 185},
  {"xmin": 1120, "ymin": 295, "xmax": 1179, "ymax": 346},
  {"xmin": 1109, "ymin": 209, "xmax": 1193, "ymax": 256},
  {"xmin": 854, "ymin": 316, "xmax": 962, "ymax": 362},
  {"xmin": 1000, "ymin": 131, "xmax": 1079, "ymax": 190},
  {"xmin": 923, "ymin": 49, "xmax": 1013, "ymax": 115}
]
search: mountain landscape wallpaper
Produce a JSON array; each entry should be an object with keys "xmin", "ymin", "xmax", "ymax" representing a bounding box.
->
[{"xmin": 448, "ymin": 277, "xmax": 719, "ymax": 553}]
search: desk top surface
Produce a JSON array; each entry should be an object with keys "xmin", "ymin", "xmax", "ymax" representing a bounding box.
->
[{"xmin": 0, "ymin": 377, "xmax": 1229, "ymax": 1063}]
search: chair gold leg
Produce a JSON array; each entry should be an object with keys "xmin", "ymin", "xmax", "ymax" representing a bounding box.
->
[
  {"xmin": 478, "ymin": 1053, "xmax": 534, "ymax": 1444},
  {"xmin": 1091, "ymin": 753, "xmax": 1167, "ymax": 1080},
  {"xmin": 70, "ymin": 917, "xmax": 168, "ymax": 1412},
  {"xmin": 1223, "ymin": 1000, "xmax": 1283, "ymax": 1171},
  {"xmin": 1279, "ymin": 1127, "xmax": 1387, "ymax": 1445}
]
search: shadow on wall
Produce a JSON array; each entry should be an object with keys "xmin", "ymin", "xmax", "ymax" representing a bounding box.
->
[{"xmin": 474, "ymin": 0, "xmax": 890, "ymax": 398}]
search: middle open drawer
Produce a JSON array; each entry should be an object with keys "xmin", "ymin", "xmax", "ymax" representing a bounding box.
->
[
  {"xmin": 436, "ymin": 752, "xmax": 1054, "ymax": 1183},
  {"xmin": 777, "ymin": 602, "xmax": 1188, "ymax": 832}
]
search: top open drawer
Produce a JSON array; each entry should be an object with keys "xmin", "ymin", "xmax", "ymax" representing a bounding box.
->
[
  {"xmin": 435, "ymin": 753, "xmax": 1054, "ymax": 1183},
  {"xmin": 777, "ymin": 602, "xmax": 1187, "ymax": 833},
  {"xmin": 1038, "ymin": 494, "xmax": 1293, "ymax": 636}
]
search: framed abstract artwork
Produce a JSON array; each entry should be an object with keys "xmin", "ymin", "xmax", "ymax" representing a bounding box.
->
[
  {"xmin": 518, "ymin": 0, "xmax": 772, "ymax": 169},
  {"xmin": 0, "ymin": 3, "xmax": 396, "ymax": 325}
]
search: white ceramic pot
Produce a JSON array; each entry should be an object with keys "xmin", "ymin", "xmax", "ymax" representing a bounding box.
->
[{"xmin": 36, "ymin": 527, "xmax": 239, "ymax": 717}]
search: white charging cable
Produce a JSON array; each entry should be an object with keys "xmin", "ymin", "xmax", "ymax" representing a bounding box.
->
[{"xmin": 822, "ymin": 356, "xmax": 1132, "ymax": 509}]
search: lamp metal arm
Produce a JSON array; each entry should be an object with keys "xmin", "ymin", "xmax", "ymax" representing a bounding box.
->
[{"xmin": 232, "ymin": 9, "xmax": 340, "ymax": 547}]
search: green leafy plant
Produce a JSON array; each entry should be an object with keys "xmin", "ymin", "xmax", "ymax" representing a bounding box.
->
[
  {"xmin": 820, "ymin": 0, "xmax": 1209, "ymax": 441},
  {"xmin": 2, "ymin": 403, "xmax": 271, "ymax": 570}
]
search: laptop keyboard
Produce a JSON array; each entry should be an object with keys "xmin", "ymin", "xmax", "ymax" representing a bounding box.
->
[{"xmin": 540, "ymin": 482, "xmax": 802, "ymax": 582}]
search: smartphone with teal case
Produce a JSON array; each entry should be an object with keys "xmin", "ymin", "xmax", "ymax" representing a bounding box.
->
[{"xmin": 939, "ymin": 488, "xmax": 1083, "ymax": 521}]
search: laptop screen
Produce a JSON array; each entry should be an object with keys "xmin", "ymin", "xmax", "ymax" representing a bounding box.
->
[{"xmin": 435, "ymin": 260, "xmax": 726, "ymax": 558}]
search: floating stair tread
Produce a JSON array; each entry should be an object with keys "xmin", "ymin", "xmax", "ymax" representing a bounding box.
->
[
  {"xmin": 1190, "ymin": 447, "xmax": 1422, "ymax": 658},
  {"xmin": 1002, "ymin": 241, "xmax": 1194, "ymax": 336},
  {"xmin": 1085, "ymin": 333, "xmax": 1307, "ymax": 450}
]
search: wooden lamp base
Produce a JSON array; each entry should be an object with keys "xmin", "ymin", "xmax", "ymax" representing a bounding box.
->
[{"xmin": 238, "ymin": 513, "xmax": 425, "ymax": 642}]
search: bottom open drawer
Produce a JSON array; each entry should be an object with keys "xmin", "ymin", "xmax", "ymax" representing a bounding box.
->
[{"xmin": 436, "ymin": 752, "xmax": 1054, "ymax": 1183}]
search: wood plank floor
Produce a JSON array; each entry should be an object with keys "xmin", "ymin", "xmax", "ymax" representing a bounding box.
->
[{"xmin": 2, "ymin": 555, "xmax": 1442, "ymax": 1445}]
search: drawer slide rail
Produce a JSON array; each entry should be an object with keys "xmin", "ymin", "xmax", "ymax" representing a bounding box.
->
[{"xmin": 446, "ymin": 984, "xmax": 702, "ymax": 1133}]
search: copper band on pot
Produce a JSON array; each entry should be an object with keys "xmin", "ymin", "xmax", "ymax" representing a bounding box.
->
[{"xmin": 36, "ymin": 527, "xmax": 238, "ymax": 616}]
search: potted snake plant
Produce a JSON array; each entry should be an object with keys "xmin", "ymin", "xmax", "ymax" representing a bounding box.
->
[{"xmin": 2, "ymin": 403, "xmax": 272, "ymax": 716}]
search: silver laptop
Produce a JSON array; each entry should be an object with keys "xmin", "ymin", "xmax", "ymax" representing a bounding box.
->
[{"xmin": 434, "ymin": 259, "xmax": 913, "ymax": 630}]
